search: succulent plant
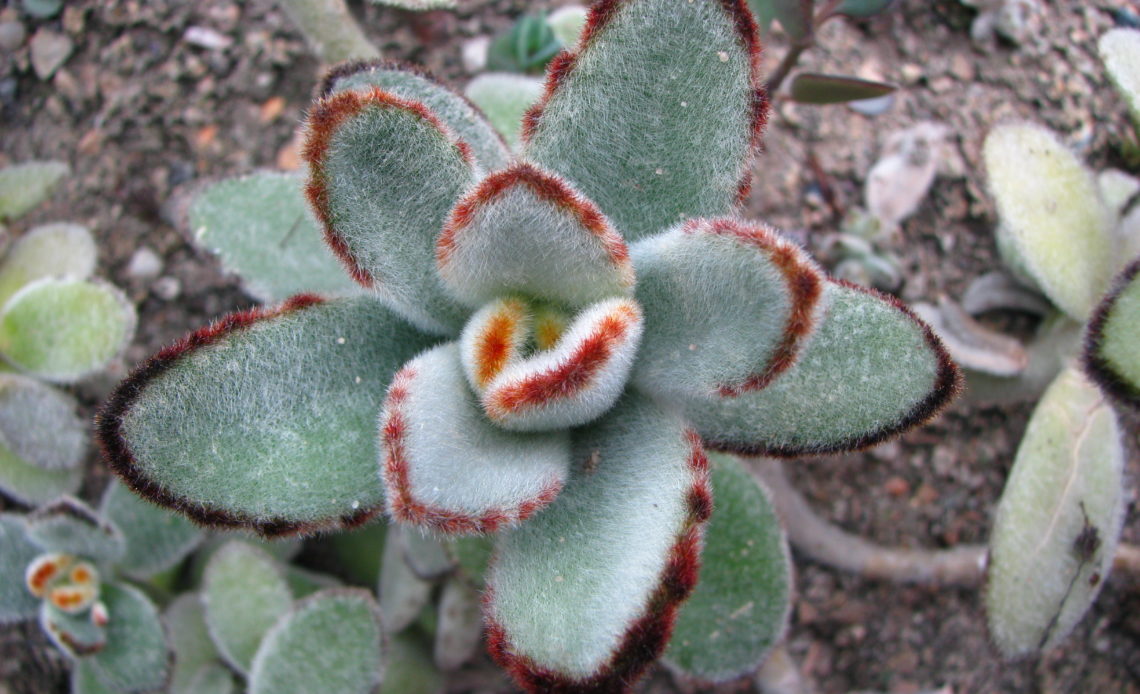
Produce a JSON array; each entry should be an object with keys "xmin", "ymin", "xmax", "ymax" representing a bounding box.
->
[
  {"xmin": 0, "ymin": 491, "xmax": 204, "ymax": 693},
  {"xmin": 970, "ymin": 29, "xmax": 1140, "ymax": 658},
  {"xmin": 97, "ymin": 1, "xmax": 959, "ymax": 690}
]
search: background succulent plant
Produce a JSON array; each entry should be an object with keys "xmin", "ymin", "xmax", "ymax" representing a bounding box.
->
[{"xmin": 97, "ymin": 0, "xmax": 959, "ymax": 690}]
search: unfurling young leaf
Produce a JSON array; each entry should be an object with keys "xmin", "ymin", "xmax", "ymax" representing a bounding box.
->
[{"xmin": 985, "ymin": 367, "xmax": 1125, "ymax": 656}]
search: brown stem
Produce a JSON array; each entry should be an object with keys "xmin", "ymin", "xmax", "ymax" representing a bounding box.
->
[
  {"xmin": 764, "ymin": 39, "xmax": 812, "ymax": 96},
  {"xmin": 277, "ymin": 0, "xmax": 381, "ymax": 64}
]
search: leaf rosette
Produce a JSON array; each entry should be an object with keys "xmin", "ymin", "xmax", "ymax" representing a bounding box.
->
[{"xmin": 97, "ymin": 1, "xmax": 959, "ymax": 690}]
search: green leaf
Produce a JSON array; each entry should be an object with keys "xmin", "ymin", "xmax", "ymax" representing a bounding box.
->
[
  {"xmin": 99, "ymin": 296, "xmax": 438, "ymax": 536},
  {"xmin": 203, "ymin": 541, "xmax": 293, "ymax": 674},
  {"xmin": 434, "ymin": 576, "xmax": 482, "ymax": 671},
  {"xmin": 485, "ymin": 392, "xmax": 711, "ymax": 690},
  {"xmin": 464, "ymin": 73, "xmax": 545, "ymax": 151},
  {"xmin": 448, "ymin": 535, "xmax": 494, "ymax": 588},
  {"xmin": 378, "ymin": 526, "xmax": 432, "ymax": 634},
  {"xmin": 1099, "ymin": 29, "xmax": 1140, "ymax": 125},
  {"xmin": 487, "ymin": 13, "xmax": 562, "ymax": 74},
  {"xmin": 631, "ymin": 218, "xmax": 824, "ymax": 401},
  {"xmin": 99, "ymin": 480, "xmax": 203, "ymax": 579},
  {"xmin": 71, "ymin": 659, "xmax": 119, "ymax": 694},
  {"xmin": 180, "ymin": 664, "xmax": 238, "ymax": 694},
  {"xmin": 985, "ymin": 367, "xmax": 1125, "ymax": 656},
  {"xmin": 190, "ymin": 172, "xmax": 360, "ymax": 302},
  {"xmin": 0, "ymin": 372, "xmax": 85, "ymax": 471},
  {"xmin": 164, "ymin": 593, "xmax": 221, "ymax": 694},
  {"xmin": 0, "ymin": 277, "xmax": 135, "ymax": 383},
  {"xmin": 381, "ymin": 631, "xmax": 445, "ymax": 694},
  {"xmin": 0, "ymin": 513, "xmax": 41, "ymax": 624},
  {"xmin": 0, "ymin": 223, "xmax": 96, "ymax": 307},
  {"xmin": 680, "ymin": 280, "xmax": 959, "ymax": 456},
  {"xmin": 789, "ymin": 73, "xmax": 897, "ymax": 104},
  {"xmin": 327, "ymin": 522, "xmax": 387, "ymax": 586},
  {"xmin": 285, "ymin": 565, "xmax": 343, "ymax": 599},
  {"xmin": 1084, "ymin": 257, "xmax": 1140, "ymax": 409},
  {"xmin": 983, "ymin": 123, "xmax": 1114, "ymax": 321},
  {"xmin": 40, "ymin": 600, "xmax": 107, "ymax": 658},
  {"xmin": 664, "ymin": 453, "xmax": 791, "ymax": 683},
  {"xmin": 437, "ymin": 163, "xmax": 633, "ymax": 310},
  {"xmin": 249, "ymin": 589, "xmax": 385, "ymax": 694},
  {"xmin": 548, "ymin": 5, "xmax": 588, "ymax": 47},
  {"xmin": 524, "ymin": 0, "xmax": 764, "ymax": 241},
  {"xmin": 304, "ymin": 86, "xmax": 477, "ymax": 334},
  {"xmin": 25, "ymin": 498, "xmax": 126, "ymax": 562},
  {"xmin": 835, "ymin": 0, "xmax": 894, "ymax": 17},
  {"xmin": 320, "ymin": 61, "xmax": 509, "ymax": 173},
  {"xmin": 766, "ymin": 0, "xmax": 812, "ymax": 40},
  {"xmin": 398, "ymin": 524, "xmax": 455, "ymax": 580},
  {"xmin": 380, "ymin": 343, "xmax": 570, "ymax": 533},
  {"xmin": 83, "ymin": 582, "xmax": 170, "ymax": 692},
  {"xmin": 0, "ymin": 160, "xmax": 68, "ymax": 221},
  {"xmin": 0, "ymin": 442, "xmax": 82, "ymax": 506}
]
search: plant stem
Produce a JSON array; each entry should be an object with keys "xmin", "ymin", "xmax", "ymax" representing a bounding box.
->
[
  {"xmin": 277, "ymin": 0, "xmax": 381, "ymax": 64},
  {"xmin": 764, "ymin": 38, "xmax": 811, "ymax": 96}
]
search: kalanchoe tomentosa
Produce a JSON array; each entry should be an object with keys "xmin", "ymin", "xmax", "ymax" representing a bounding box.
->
[{"xmin": 96, "ymin": 0, "xmax": 959, "ymax": 690}]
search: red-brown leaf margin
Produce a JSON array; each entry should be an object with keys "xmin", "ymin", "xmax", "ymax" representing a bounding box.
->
[
  {"xmin": 484, "ymin": 430, "xmax": 713, "ymax": 694},
  {"xmin": 95, "ymin": 295, "xmax": 382, "ymax": 538},
  {"xmin": 1082, "ymin": 256, "xmax": 1140, "ymax": 411},
  {"xmin": 436, "ymin": 162, "xmax": 633, "ymax": 287},
  {"xmin": 302, "ymin": 86, "xmax": 476, "ymax": 289},
  {"xmin": 520, "ymin": 0, "xmax": 768, "ymax": 203},
  {"xmin": 380, "ymin": 365, "xmax": 565, "ymax": 535},
  {"xmin": 704, "ymin": 279, "xmax": 962, "ymax": 458}
]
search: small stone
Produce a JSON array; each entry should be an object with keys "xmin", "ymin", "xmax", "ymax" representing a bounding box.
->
[
  {"xmin": 899, "ymin": 63, "xmax": 923, "ymax": 85},
  {"xmin": 29, "ymin": 28, "xmax": 73, "ymax": 80},
  {"xmin": 884, "ymin": 476, "xmax": 911, "ymax": 497},
  {"xmin": 183, "ymin": 26, "xmax": 232, "ymax": 51},
  {"xmin": 61, "ymin": 5, "xmax": 86, "ymax": 35},
  {"xmin": 126, "ymin": 247, "xmax": 163, "ymax": 280},
  {"xmin": 152, "ymin": 276, "xmax": 181, "ymax": 301},
  {"xmin": 461, "ymin": 36, "xmax": 490, "ymax": 74},
  {"xmin": 0, "ymin": 21, "xmax": 26, "ymax": 52}
]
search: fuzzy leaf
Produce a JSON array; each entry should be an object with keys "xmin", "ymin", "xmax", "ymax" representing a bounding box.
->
[
  {"xmin": 0, "ymin": 373, "xmax": 85, "ymax": 471},
  {"xmin": 434, "ymin": 576, "xmax": 482, "ymax": 671},
  {"xmin": 380, "ymin": 343, "xmax": 570, "ymax": 534},
  {"xmin": 83, "ymin": 582, "xmax": 170, "ymax": 692},
  {"xmin": 0, "ymin": 513, "xmax": 40, "ymax": 623},
  {"xmin": 1084, "ymin": 258, "xmax": 1140, "ymax": 409},
  {"xmin": 304, "ymin": 87, "xmax": 477, "ymax": 334},
  {"xmin": 0, "ymin": 223, "xmax": 96, "ymax": 307},
  {"xmin": 0, "ymin": 442, "xmax": 82, "ymax": 506},
  {"xmin": 191, "ymin": 172, "xmax": 360, "ymax": 302},
  {"xmin": 459, "ymin": 297, "xmax": 533, "ymax": 392},
  {"xmin": 378, "ymin": 526, "xmax": 432, "ymax": 633},
  {"xmin": 40, "ymin": 600, "xmax": 107, "ymax": 657},
  {"xmin": 0, "ymin": 277, "xmax": 135, "ymax": 383},
  {"xmin": 0, "ymin": 160, "xmax": 68, "ymax": 221},
  {"xmin": 631, "ymin": 218, "xmax": 824, "ymax": 400},
  {"xmin": 790, "ymin": 73, "xmax": 897, "ymax": 104},
  {"xmin": 99, "ymin": 296, "xmax": 438, "ymax": 536},
  {"xmin": 321, "ymin": 61, "xmax": 509, "ymax": 172},
  {"xmin": 437, "ymin": 163, "xmax": 634, "ymax": 309},
  {"xmin": 464, "ymin": 74, "xmax": 545, "ymax": 151},
  {"xmin": 165, "ymin": 593, "xmax": 221, "ymax": 694},
  {"xmin": 25, "ymin": 498, "xmax": 125, "ymax": 562},
  {"xmin": 180, "ymin": 664, "xmax": 238, "ymax": 694},
  {"xmin": 984, "ymin": 123, "xmax": 1113, "ymax": 321},
  {"xmin": 985, "ymin": 367, "xmax": 1125, "ymax": 656},
  {"xmin": 664, "ymin": 453, "xmax": 791, "ymax": 683},
  {"xmin": 382, "ymin": 632, "xmax": 445, "ymax": 694},
  {"xmin": 480, "ymin": 297, "xmax": 644, "ymax": 431},
  {"xmin": 249, "ymin": 589, "xmax": 385, "ymax": 694},
  {"xmin": 681, "ymin": 280, "xmax": 959, "ymax": 456},
  {"xmin": 100, "ymin": 481, "xmax": 203, "ymax": 579},
  {"xmin": 449, "ymin": 535, "xmax": 494, "ymax": 587},
  {"xmin": 523, "ymin": 0, "xmax": 764, "ymax": 242},
  {"xmin": 285, "ymin": 566, "xmax": 343, "ymax": 598},
  {"xmin": 203, "ymin": 541, "xmax": 293, "ymax": 674},
  {"xmin": 486, "ymin": 393, "xmax": 711, "ymax": 691},
  {"xmin": 1100, "ymin": 29, "xmax": 1140, "ymax": 124},
  {"xmin": 398, "ymin": 524, "xmax": 455, "ymax": 580},
  {"xmin": 71, "ymin": 660, "xmax": 119, "ymax": 694}
]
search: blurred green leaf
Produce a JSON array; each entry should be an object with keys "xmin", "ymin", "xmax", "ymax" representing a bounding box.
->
[
  {"xmin": 0, "ymin": 161, "xmax": 68, "ymax": 221},
  {"xmin": 835, "ymin": 0, "xmax": 894, "ymax": 17},
  {"xmin": 790, "ymin": 72, "xmax": 897, "ymax": 104},
  {"xmin": 0, "ymin": 223, "xmax": 96, "ymax": 308},
  {"xmin": 487, "ymin": 13, "xmax": 563, "ymax": 74},
  {"xmin": 100, "ymin": 480, "xmax": 203, "ymax": 579},
  {"xmin": 749, "ymin": 0, "xmax": 812, "ymax": 40}
]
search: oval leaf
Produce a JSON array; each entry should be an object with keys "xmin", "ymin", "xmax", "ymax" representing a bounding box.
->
[
  {"xmin": 0, "ymin": 160, "xmax": 68, "ymax": 221},
  {"xmin": 165, "ymin": 593, "xmax": 221, "ymax": 694},
  {"xmin": 464, "ymin": 73, "xmax": 545, "ymax": 151},
  {"xmin": 100, "ymin": 481, "xmax": 203, "ymax": 579},
  {"xmin": 0, "ymin": 373, "xmax": 85, "ymax": 471},
  {"xmin": 1084, "ymin": 257, "xmax": 1140, "ymax": 409},
  {"xmin": 83, "ymin": 582, "xmax": 170, "ymax": 692},
  {"xmin": 790, "ymin": 73, "xmax": 897, "ymax": 104},
  {"xmin": 378, "ymin": 528, "xmax": 432, "ymax": 634},
  {"xmin": 0, "ymin": 438, "xmax": 82, "ymax": 507},
  {"xmin": 25, "ymin": 497, "xmax": 125, "ymax": 562},
  {"xmin": 249, "ymin": 589, "xmax": 385, "ymax": 694},
  {"xmin": 664, "ymin": 452, "xmax": 791, "ymax": 684},
  {"xmin": 985, "ymin": 367, "xmax": 1125, "ymax": 656},
  {"xmin": 1100, "ymin": 28, "xmax": 1140, "ymax": 124},
  {"xmin": 0, "ymin": 222, "xmax": 96, "ymax": 307},
  {"xmin": 0, "ymin": 513, "xmax": 41, "ymax": 624},
  {"xmin": 203, "ymin": 541, "xmax": 293, "ymax": 674}
]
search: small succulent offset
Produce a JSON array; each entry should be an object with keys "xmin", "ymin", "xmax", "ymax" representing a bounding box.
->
[
  {"xmin": 0, "ymin": 489, "xmax": 204, "ymax": 693},
  {"xmin": 98, "ymin": 1, "xmax": 958, "ymax": 691},
  {"xmin": 975, "ymin": 28, "xmax": 1140, "ymax": 659}
]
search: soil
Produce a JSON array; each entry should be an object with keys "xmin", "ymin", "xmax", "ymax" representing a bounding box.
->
[{"xmin": 1, "ymin": 1, "xmax": 1138, "ymax": 693}]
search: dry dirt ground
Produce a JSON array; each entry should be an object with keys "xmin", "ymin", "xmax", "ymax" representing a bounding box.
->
[{"xmin": 1, "ymin": 0, "xmax": 1138, "ymax": 692}]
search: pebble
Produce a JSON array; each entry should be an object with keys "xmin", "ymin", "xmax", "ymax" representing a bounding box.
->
[
  {"xmin": 126, "ymin": 247, "xmax": 163, "ymax": 280},
  {"xmin": 184, "ymin": 26, "xmax": 232, "ymax": 51},
  {"xmin": 885, "ymin": 476, "xmax": 911, "ymax": 497},
  {"xmin": 29, "ymin": 28, "xmax": 73, "ymax": 80},
  {"xmin": 0, "ymin": 21, "xmax": 25, "ymax": 52},
  {"xmin": 152, "ymin": 276, "xmax": 181, "ymax": 301}
]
